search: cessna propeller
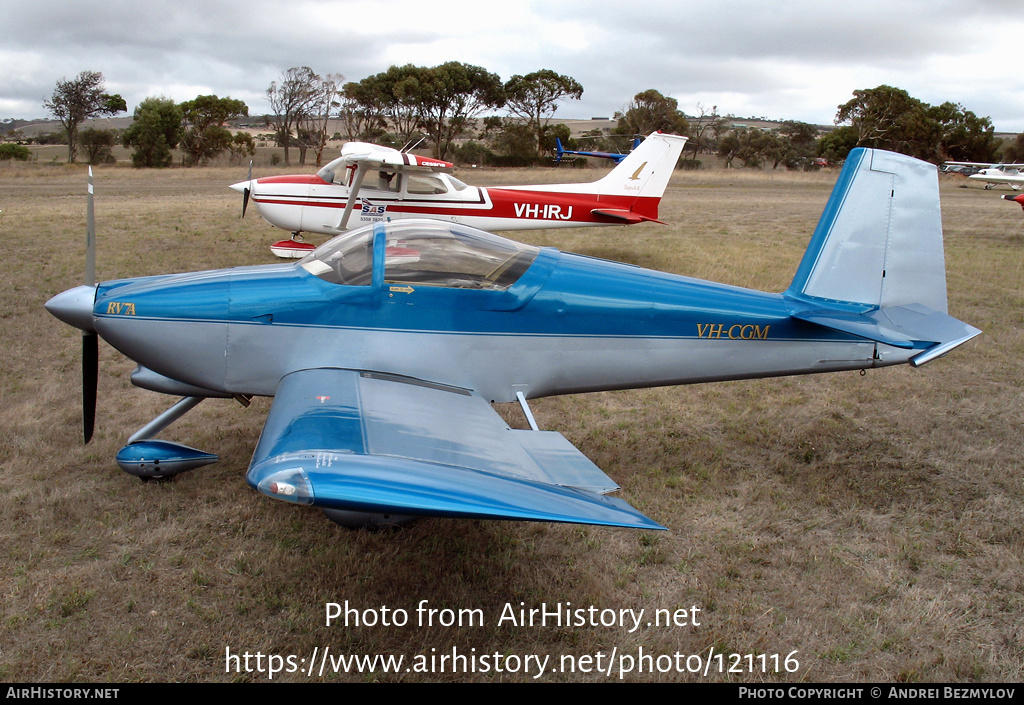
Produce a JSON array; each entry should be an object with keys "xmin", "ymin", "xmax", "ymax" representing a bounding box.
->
[{"xmin": 241, "ymin": 160, "xmax": 252, "ymax": 218}]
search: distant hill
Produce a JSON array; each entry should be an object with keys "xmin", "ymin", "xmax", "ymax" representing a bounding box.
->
[
  {"xmin": 0, "ymin": 118, "xmax": 48, "ymax": 136},
  {"xmin": 5, "ymin": 116, "xmax": 134, "ymax": 138}
]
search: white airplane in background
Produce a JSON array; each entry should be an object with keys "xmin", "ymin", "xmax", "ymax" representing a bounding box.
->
[
  {"xmin": 231, "ymin": 132, "xmax": 687, "ymax": 257},
  {"xmin": 944, "ymin": 161, "xmax": 1024, "ymax": 190}
]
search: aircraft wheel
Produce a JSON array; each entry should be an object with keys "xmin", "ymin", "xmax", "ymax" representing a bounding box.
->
[{"xmin": 322, "ymin": 508, "xmax": 416, "ymax": 530}]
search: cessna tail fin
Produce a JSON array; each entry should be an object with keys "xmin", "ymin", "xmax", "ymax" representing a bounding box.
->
[
  {"xmin": 594, "ymin": 131, "xmax": 688, "ymax": 201},
  {"xmin": 786, "ymin": 148, "xmax": 979, "ymax": 366}
]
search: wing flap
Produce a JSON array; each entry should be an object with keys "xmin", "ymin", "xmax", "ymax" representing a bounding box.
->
[{"xmin": 248, "ymin": 368, "xmax": 663, "ymax": 529}]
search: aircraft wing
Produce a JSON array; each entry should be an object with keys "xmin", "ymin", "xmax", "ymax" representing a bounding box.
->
[
  {"xmin": 246, "ymin": 368, "xmax": 665, "ymax": 529},
  {"xmin": 340, "ymin": 142, "xmax": 454, "ymax": 173}
]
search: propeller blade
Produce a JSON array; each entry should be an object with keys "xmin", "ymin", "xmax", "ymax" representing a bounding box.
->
[
  {"xmin": 83, "ymin": 331, "xmax": 97, "ymax": 443},
  {"xmin": 83, "ymin": 167, "xmax": 98, "ymax": 442},
  {"xmin": 241, "ymin": 160, "xmax": 252, "ymax": 218},
  {"xmin": 85, "ymin": 167, "xmax": 95, "ymax": 287}
]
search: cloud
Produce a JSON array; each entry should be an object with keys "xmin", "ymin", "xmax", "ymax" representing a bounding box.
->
[{"xmin": 5, "ymin": 0, "xmax": 1023, "ymax": 131}]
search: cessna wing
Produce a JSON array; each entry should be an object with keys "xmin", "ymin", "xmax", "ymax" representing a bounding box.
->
[
  {"xmin": 335, "ymin": 142, "xmax": 454, "ymax": 174},
  {"xmin": 246, "ymin": 367, "xmax": 665, "ymax": 530}
]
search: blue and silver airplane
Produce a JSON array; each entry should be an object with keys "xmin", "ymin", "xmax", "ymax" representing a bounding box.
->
[{"xmin": 46, "ymin": 149, "xmax": 979, "ymax": 530}]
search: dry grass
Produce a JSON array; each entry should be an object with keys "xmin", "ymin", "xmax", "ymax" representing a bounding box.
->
[{"xmin": 1, "ymin": 160, "xmax": 1022, "ymax": 682}]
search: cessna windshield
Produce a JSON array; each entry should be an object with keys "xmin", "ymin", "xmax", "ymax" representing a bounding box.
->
[
  {"xmin": 300, "ymin": 221, "xmax": 539, "ymax": 290},
  {"xmin": 316, "ymin": 157, "xmax": 351, "ymax": 186}
]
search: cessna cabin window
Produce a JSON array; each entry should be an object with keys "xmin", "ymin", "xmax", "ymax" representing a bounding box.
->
[
  {"xmin": 382, "ymin": 221, "xmax": 538, "ymax": 290},
  {"xmin": 406, "ymin": 174, "xmax": 448, "ymax": 195},
  {"xmin": 375, "ymin": 170, "xmax": 401, "ymax": 192}
]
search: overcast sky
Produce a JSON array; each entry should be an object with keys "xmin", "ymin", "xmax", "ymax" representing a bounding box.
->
[{"xmin": 4, "ymin": 0, "xmax": 1022, "ymax": 132}]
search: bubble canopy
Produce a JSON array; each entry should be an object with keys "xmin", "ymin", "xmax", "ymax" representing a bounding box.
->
[{"xmin": 299, "ymin": 220, "xmax": 540, "ymax": 290}]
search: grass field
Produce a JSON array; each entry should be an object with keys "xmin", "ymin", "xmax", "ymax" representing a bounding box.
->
[{"xmin": 1, "ymin": 160, "xmax": 1021, "ymax": 682}]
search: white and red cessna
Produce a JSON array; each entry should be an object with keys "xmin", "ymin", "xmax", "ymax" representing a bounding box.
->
[{"xmin": 232, "ymin": 132, "xmax": 687, "ymax": 257}]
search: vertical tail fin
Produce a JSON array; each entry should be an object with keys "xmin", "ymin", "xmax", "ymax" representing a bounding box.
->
[
  {"xmin": 594, "ymin": 131, "xmax": 688, "ymax": 201},
  {"xmin": 786, "ymin": 148, "xmax": 979, "ymax": 365},
  {"xmin": 787, "ymin": 148, "xmax": 947, "ymax": 312}
]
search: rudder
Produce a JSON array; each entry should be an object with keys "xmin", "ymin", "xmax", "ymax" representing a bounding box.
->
[{"xmin": 787, "ymin": 148, "xmax": 948, "ymax": 313}]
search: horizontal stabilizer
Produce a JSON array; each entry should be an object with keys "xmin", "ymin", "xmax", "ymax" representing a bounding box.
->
[
  {"xmin": 248, "ymin": 368, "xmax": 664, "ymax": 529},
  {"xmin": 590, "ymin": 208, "xmax": 663, "ymax": 225},
  {"xmin": 792, "ymin": 304, "xmax": 981, "ymax": 365}
]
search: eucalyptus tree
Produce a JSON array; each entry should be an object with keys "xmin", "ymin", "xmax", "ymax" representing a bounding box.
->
[
  {"xmin": 121, "ymin": 97, "xmax": 182, "ymax": 168},
  {"xmin": 267, "ymin": 66, "xmax": 319, "ymax": 166},
  {"xmin": 44, "ymin": 71, "xmax": 126, "ymax": 163},
  {"xmin": 614, "ymin": 89, "xmax": 689, "ymax": 139},
  {"xmin": 179, "ymin": 95, "xmax": 248, "ymax": 165},
  {"xmin": 504, "ymin": 70, "xmax": 583, "ymax": 156},
  {"xmin": 418, "ymin": 62, "xmax": 504, "ymax": 159}
]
